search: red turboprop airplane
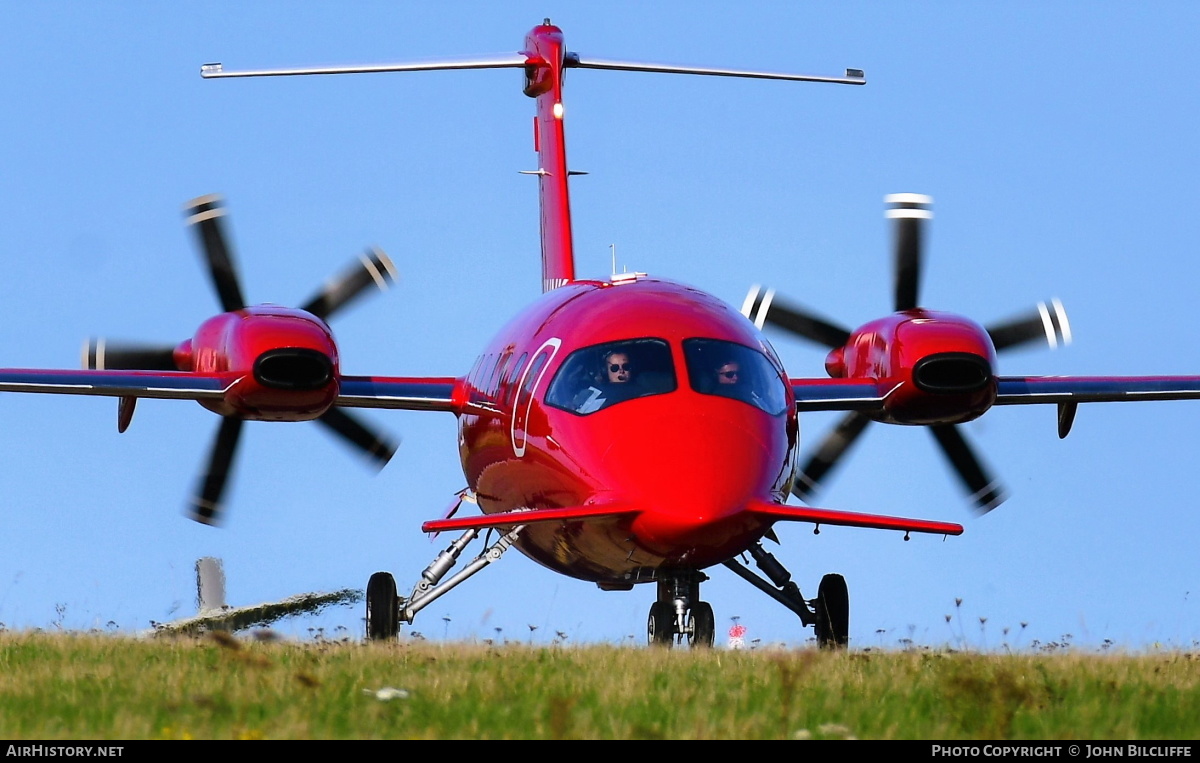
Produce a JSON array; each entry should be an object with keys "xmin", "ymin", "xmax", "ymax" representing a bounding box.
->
[{"xmin": 5, "ymin": 21, "xmax": 1200, "ymax": 648}]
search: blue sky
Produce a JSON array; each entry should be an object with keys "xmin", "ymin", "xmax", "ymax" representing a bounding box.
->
[{"xmin": 1, "ymin": 2, "xmax": 1198, "ymax": 650}]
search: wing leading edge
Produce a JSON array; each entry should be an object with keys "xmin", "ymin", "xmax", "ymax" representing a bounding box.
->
[
  {"xmin": 791, "ymin": 375, "xmax": 1200, "ymax": 411},
  {"xmin": 790, "ymin": 379, "xmax": 897, "ymax": 412},
  {"xmin": 336, "ymin": 376, "xmax": 460, "ymax": 412},
  {"xmin": 0, "ymin": 369, "xmax": 465, "ymax": 413},
  {"xmin": 0, "ymin": 369, "xmax": 235, "ymax": 399},
  {"xmin": 996, "ymin": 376, "xmax": 1200, "ymax": 404}
]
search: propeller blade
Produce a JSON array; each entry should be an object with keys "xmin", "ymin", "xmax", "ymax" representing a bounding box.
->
[
  {"xmin": 742, "ymin": 285, "xmax": 851, "ymax": 349},
  {"xmin": 184, "ymin": 194, "xmax": 246, "ymax": 313},
  {"xmin": 316, "ymin": 407, "xmax": 398, "ymax": 469},
  {"xmin": 929, "ymin": 424, "xmax": 1007, "ymax": 514},
  {"xmin": 987, "ymin": 298, "xmax": 1072, "ymax": 352},
  {"xmin": 300, "ymin": 247, "xmax": 399, "ymax": 322},
  {"xmin": 188, "ymin": 416, "xmax": 244, "ymax": 526},
  {"xmin": 886, "ymin": 193, "xmax": 932, "ymax": 312},
  {"xmin": 792, "ymin": 412, "xmax": 872, "ymax": 501},
  {"xmin": 82, "ymin": 338, "xmax": 177, "ymax": 371}
]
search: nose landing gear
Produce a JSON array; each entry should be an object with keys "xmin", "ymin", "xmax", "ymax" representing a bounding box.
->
[{"xmin": 647, "ymin": 571, "xmax": 715, "ymax": 648}]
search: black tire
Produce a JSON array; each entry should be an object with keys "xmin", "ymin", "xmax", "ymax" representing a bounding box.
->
[
  {"xmin": 647, "ymin": 601, "xmax": 676, "ymax": 647},
  {"xmin": 688, "ymin": 601, "xmax": 715, "ymax": 648},
  {"xmin": 366, "ymin": 571, "xmax": 399, "ymax": 641},
  {"xmin": 814, "ymin": 573, "xmax": 849, "ymax": 649}
]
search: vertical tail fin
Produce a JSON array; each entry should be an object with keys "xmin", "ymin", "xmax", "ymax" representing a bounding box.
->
[
  {"xmin": 522, "ymin": 22, "xmax": 577, "ymax": 292},
  {"xmin": 200, "ymin": 22, "xmax": 863, "ymax": 295}
]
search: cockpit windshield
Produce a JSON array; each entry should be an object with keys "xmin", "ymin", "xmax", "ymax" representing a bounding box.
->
[
  {"xmin": 683, "ymin": 338, "xmax": 788, "ymax": 415},
  {"xmin": 545, "ymin": 338, "xmax": 677, "ymax": 415}
]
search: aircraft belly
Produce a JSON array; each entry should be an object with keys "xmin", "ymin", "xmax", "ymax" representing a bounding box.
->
[
  {"xmin": 510, "ymin": 511, "xmax": 772, "ymax": 584},
  {"xmin": 512, "ymin": 519, "xmax": 657, "ymax": 583}
]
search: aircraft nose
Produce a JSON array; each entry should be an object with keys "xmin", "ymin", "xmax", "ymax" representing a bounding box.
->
[{"xmin": 601, "ymin": 407, "xmax": 781, "ymax": 550}]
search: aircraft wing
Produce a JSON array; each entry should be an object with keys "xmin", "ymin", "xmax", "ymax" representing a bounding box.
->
[
  {"xmin": 748, "ymin": 497, "xmax": 963, "ymax": 536},
  {"xmin": 336, "ymin": 376, "xmax": 460, "ymax": 412},
  {"xmin": 996, "ymin": 375, "xmax": 1200, "ymax": 404},
  {"xmin": 0, "ymin": 369, "xmax": 235, "ymax": 400},
  {"xmin": 423, "ymin": 503, "xmax": 641, "ymax": 533},
  {"xmin": 0, "ymin": 369, "xmax": 464, "ymax": 413},
  {"xmin": 790, "ymin": 379, "xmax": 897, "ymax": 412}
]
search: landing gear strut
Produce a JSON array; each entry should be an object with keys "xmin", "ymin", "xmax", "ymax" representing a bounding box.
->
[
  {"xmin": 646, "ymin": 571, "xmax": 714, "ymax": 648},
  {"xmin": 364, "ymin": 524, "xmax": 526, "ymax": 641},
  {"xmin": 723, "ymin": 541, "xmax": 850, "ymax": 649}
]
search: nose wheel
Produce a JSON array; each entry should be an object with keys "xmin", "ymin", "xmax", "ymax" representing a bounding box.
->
[
  {"xmin": 647, "ymin": 601, "xmax": 675, "ymax": 645},
  {"xmin": 647, "ymin": 572, "xmax": 714, "ymax": 648},
  {"xmin": 687, "ymin": 601, "xmax": 715, "ymax": 647}
]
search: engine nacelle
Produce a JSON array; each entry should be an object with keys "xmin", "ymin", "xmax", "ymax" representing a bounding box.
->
[
  {"xmin": 182, "ymin": 306, "xmax": 340, "ymax": 421},
  {"xmin": 830, "ymin": 309, "xmax": 998, "ymax": 425}
]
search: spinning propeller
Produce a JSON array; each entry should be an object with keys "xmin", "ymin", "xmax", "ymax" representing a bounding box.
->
[
  {"xmin": 84, "ymin": 194, "xmax": 400, "ymax": 525},
  {"xmin": 744, "ymin": 193, "xmax": 1070, "ymax": 513}
]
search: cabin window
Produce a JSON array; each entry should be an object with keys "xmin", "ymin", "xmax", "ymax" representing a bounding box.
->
[
  {"xmin": 466, "ymin": 355, "xmax": 485, "ymax": 388},
  {"xmin": 488, "ymin": 351, "xmax": 512, "ymax": 396},
  {"xmin": 501, "ymin": 352, "xmax": 529, "ymax": 406},
  {"xmin": 683, "ymin": 338, "xmax": 788, "ymax": 415},
  {"xmin": 545, "ymin": 338, "xmax": 676, "ymax": 415}
]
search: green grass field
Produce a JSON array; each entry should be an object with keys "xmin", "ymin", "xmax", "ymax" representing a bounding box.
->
[{"xmin": 1, "ymin": 631, "xmax": 1198, "ymax": 739}]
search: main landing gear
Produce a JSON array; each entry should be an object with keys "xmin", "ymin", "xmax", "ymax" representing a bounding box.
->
[
  {"xmin": 647, "ymin": 572, "xmax": 715, "ymax": 648},
  {"xmin": 723, "ymin": 541, "xmax": 849, "ymax": 649},
  {"xmin": 365, "ymin": 524, "xmax": 526, "ymax": 641}
]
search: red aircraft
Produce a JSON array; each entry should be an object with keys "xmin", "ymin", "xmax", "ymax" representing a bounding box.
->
[{"xmin": 5, "ymin": 21, "xmax": 1200, "ymax": 648}]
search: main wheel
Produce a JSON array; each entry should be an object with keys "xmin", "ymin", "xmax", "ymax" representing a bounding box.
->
[
  {"xmin": 687, "ymin": 601, "xmax": 715, "ymax": 648},
  {"xmin": 647, "ymin": 601, "xmax": 676, "ymax": 647},
  {"xmin": 814, "ymin": 573, "xmax": 849, "ymax": 649},
  {"xmin": 366, "ymin": 571, "xmax": 399, "ymax": 641}
]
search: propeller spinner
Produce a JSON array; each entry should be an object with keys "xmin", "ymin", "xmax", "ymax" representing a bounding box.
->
[
  {"xmin": 84, "ymin": 194, "xmax": 400, "ymax": 525},
  {"xmin": 745, "ymin": 194, "xmax": 1071, "ymax": 514}
]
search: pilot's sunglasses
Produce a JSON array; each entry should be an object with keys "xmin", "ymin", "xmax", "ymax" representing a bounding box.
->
[
  {"xmin": 609, "ymin": 363, "xmax": 631, "ymax": 372},
  {"xmin": 720, "ymin": 370, "xmax": 739, "ymax": 379}
]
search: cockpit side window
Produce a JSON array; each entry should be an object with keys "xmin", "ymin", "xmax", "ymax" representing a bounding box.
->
[
  {"xmin": 683, "ymin": 338, "xmax": 788, "ymax": 415},
  {"xmin": 545, "ymin": 338, "xmax": 676, "ymax": 415}
]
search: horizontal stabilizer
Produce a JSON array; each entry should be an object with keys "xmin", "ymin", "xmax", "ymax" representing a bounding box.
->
[
  {"xmin": 200, "ymin": 54, "xmax": 528, "ymax": 79},
  {"xmin": 566, "ymin": 54, "xmax": 865, "ymax": 85},
  {"xmin": 422, "ymin": 503, "xmax": 639, "ymax": 534},
  {"xmin": 748, "ymin": 497, "xmax": 962, "ymax": 536}
]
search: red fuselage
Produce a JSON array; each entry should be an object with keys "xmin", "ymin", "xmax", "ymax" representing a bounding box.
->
[{"xmin": 457, "ymin": 275, "xmax": 798, "ymax": 587}]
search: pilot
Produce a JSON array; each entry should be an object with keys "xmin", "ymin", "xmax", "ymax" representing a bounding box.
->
[
  {"xmin": 605, "ymin": 351, "xmax": 634, "ymax": 385},
  {"xmin": 572, "ymin": 349, "xmax": 635, "ymax": 413},
  {"xmin": 715, "ymin": 360, "xmax": 740, "ymax": 387},
  {"xmin": 712, "ymin": 357, "xmax": 759, "ymax": 406}
]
